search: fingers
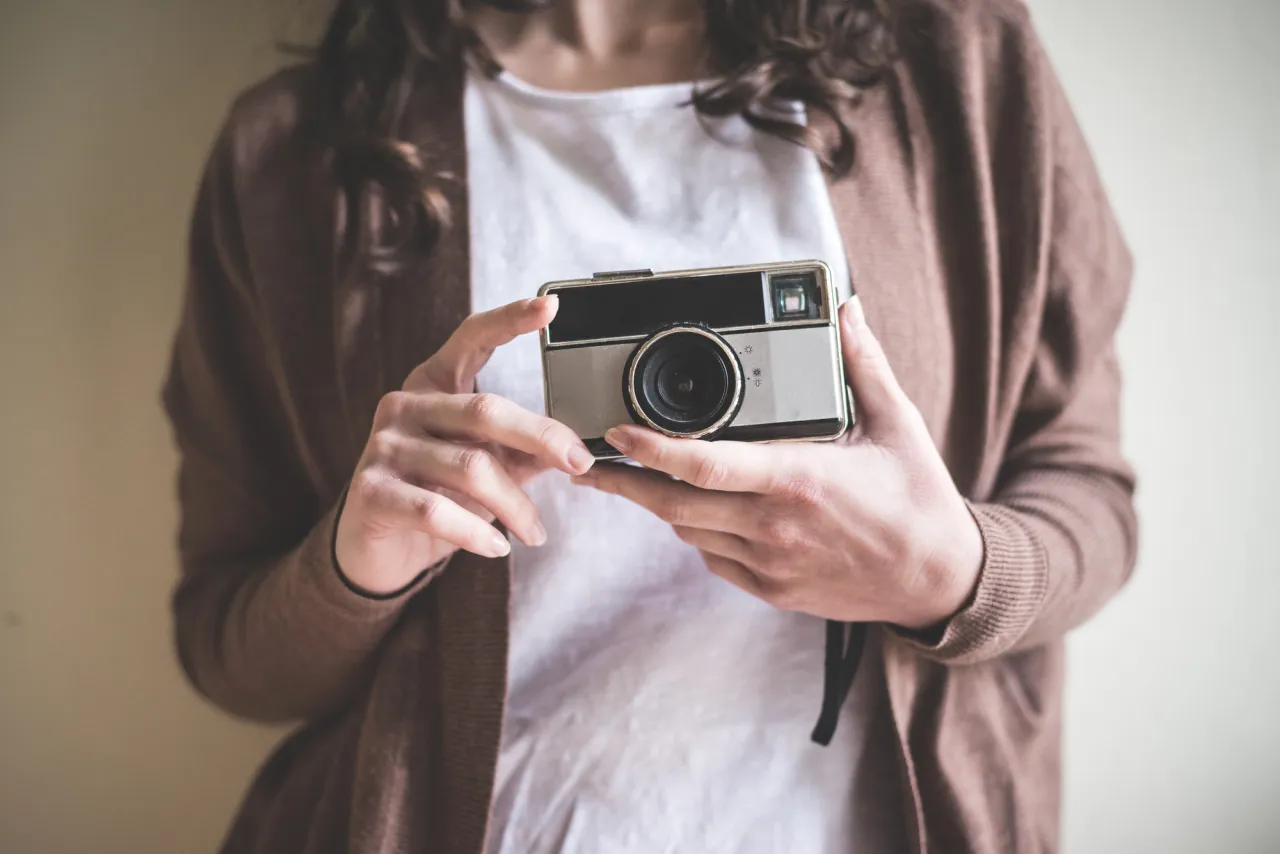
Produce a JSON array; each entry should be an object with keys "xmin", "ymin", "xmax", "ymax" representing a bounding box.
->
[
  {"xmin": 602, "ymin": 426, "xmax": 789, "ymax": 494},
  {"xmin": 699, "ymin": 552, "xmax": 766, "ymax": 600},
  {"xmin": 411, "ymin": 295, "xmax": 559, "ymax": 394},
  {"xmin": 573, "ymin": 464, "xmax": 761, "ymax": 536},
  {"xmin": 399, "ymin": 391, "xmax": 593, "ymax": 476},
  {"xmin": 355, "ymin": 473, "xmax": 512, "ymax": 559},
  {"xmin": 369, "ymin": 432, "xmax": 546, "ymax": 547},
  {"xmin": 838, "ymin": 297, "xmax": 912, "ymax": 433},
  {"xmin": 673, "ymin": 526, "xmax": 754, "ymax": 565},
  {"xmin": 494, "ymin": 448, "xmax": 545, "ymax": 485}
]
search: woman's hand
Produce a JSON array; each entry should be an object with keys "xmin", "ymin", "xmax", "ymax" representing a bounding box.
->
[
  {"xmin": 335, "ymin": 295, "xmax": 594, "ymax": 596},
  {"xmin": 574, "ymin": 298, "xmax": 983, "ymax": 631}
]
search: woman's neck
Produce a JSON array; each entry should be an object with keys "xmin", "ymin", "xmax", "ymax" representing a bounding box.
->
[{"xmin": 468, "ymin": 0, "xmax": 708, "ymax": 91}]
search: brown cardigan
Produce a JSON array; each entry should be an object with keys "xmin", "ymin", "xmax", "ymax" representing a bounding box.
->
[{"xmin": 163, "ymin": 0, "xmax": 1137, "ymax": 850}]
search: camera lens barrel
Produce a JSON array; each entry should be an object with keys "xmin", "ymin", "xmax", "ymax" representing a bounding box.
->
[{"xmin": 623, "ymin": 325, "xmax": 744, "ymax": 439}]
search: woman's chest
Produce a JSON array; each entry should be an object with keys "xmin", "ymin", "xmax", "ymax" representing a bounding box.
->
[{"xmin": 260, "ymin": 92, "xmax": 979, "ymax": 499}]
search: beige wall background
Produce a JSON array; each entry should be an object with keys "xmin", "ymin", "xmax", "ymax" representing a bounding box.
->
[
  {"xmin": 0, "ymin": 0, "xmax": 1276, "ymax": 852},
  {"xmin": 0, "ymin": 2, "xmax": 296, "ymax": 852}
]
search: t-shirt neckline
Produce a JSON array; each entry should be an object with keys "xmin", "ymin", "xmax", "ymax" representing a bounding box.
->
[{"xmin": 487, "ymin": 69, "xmax": 706, "ymax": 115}]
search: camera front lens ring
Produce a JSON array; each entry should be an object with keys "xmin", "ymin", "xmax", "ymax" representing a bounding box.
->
[{"xmin": 623, "ymin": 325, "xmax": 744, "ymax": 439}]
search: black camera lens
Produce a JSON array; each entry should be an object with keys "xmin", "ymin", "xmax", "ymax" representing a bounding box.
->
[{"xmin": 625, "ymin": 326, "xmax": 744, "ymax": 437}]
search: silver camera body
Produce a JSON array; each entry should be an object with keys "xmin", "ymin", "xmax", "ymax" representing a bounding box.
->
[{"xmin": 538, "ymin": 260, "xmax": 853, "ymax": 460}]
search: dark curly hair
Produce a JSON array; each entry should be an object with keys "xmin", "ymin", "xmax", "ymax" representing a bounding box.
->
[{"xmin": 315, "ymin": 0, "xmax": 897, "ymax": 282}]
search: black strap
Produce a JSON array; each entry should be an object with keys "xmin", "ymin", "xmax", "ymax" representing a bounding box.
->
[{"xmin": 810, "ymin": 620, "xmax": 867, "ymax": 746}]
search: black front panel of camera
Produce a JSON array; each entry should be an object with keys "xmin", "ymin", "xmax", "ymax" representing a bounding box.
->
[
  {"xmin": 719, "ymin": 417, "xmax": 847, "ymax": 442},
  {"xmin": 582, "ymin": 417, "xmax": 846, "ymax": 459},
  {"xmin": 546, "ymin": 272, "xmax": 767, "ymax": 343}
]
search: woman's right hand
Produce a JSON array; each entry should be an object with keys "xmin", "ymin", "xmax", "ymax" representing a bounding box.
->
[{"xmin": 334, "ymin": 295, "xmax": 593, "ymax": 596}]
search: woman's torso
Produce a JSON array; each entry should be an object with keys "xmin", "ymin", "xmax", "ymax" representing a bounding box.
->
[
  {"xmin": 465, "ymin": 69, "xmax": 903, "ymax": 853},
  {"xmin": 202, "ymin": 3, "xmax": 1090, "ymax": 850}
]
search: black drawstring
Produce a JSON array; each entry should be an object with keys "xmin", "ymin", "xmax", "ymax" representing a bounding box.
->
[{"xmin": 811, "ymin": 620, "xmax": 867, "ymax": 746}]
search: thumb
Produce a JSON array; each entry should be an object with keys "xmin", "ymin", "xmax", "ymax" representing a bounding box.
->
[
  {"xmin": 839, "ymin": 297, "xmax": 911, "ymax": 432},
  {"xmin": 411, "ymin": 295, "xmax": 558, "ymax": 392}
]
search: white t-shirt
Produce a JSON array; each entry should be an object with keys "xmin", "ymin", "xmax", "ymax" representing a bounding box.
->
[{"xmin": 465, "ymin": 71, "xmax": 885, "ymax": 854}]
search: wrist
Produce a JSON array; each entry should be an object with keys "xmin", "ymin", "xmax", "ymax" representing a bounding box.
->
[
  {"xmin": 899, "ymin": 499, "xmax": 984, "ymax": 631},
  {"xmin": 333, "ymin": 537, "xmax": 390, "ymax": 599},
  {"xmin": 332, "ymin": 491, "xmax": 390, "ymax": 598},
  {"xmin": 333, "ymin": 523, "xmax": 451, "ymax": 600},
  {"xmin": 332, "ymin": 489, "xmax": 450, "ymax": 599}
]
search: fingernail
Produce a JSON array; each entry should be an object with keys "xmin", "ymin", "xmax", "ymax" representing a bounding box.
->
[
  {"xmin": 488, "ymin": 532, "xmax": 511, "ymax": 558},
  {"xmin": 539, "ymin": 294, "xmax": 559, "ymax": 312},
  {"xmin": 839, "ymin": 301, "xmax": 859, "ymax": 343},
  {"xmin": 567, "ymin": 445, "xmax": 595, "ymax": 475},
  {"xmin": 528, "ymin": 520, "xmax": 548, "ymax": 547},
  {"xmin": 605, "ymin": 427, "xmax": 633, "ymax": 454},
  {"xmin": 843, "ymin": 296, "xmax": 866, "ymax": 327}
]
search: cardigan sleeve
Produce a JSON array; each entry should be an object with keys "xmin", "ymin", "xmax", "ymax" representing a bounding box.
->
[
  {"xmin": 900, "ymin": 5, "xmax": 1138, "ymax": 664},
  {"xmin": 162, "ymin": 111, "xmax": 435, "ymax": 723}
]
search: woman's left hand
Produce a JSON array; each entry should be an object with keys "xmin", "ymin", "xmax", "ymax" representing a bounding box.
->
[{"xmin": 573, "ymin": 298, "xmax": 984, "ymax": 631}]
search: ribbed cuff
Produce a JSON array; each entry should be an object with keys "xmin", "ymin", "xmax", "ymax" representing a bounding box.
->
[{"xmin": 894, "ymin": 501, "xmax": 1048, "ymax": 664}]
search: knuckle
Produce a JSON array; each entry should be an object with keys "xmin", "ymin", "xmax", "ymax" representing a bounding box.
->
[
  {"xmin": 762, "ymin": 517, "xmax": 802, "ymax": 549},
  {"xmin": 867, "ymin": 348, "xmax": 893, "ymax": 377},
  {"xmin": 374, "ymin": 391, "xmax": 410, "ymax": 427},
  {"xmin": 457, "ymin": 446, "xmax": 496, "ymax": 482},
  {"xmin": 350, "ymin": 471, "xmax": 386, "ymax": 508},
  {"xmin": 692, "ymin": 455, "xmax": 728, "ymax": 490},
  {"xmin": 465, "ymin": 392, "xmax": 503, "ymax": 426},
  {"xmin": 411, "ymin": 491, "xmax": 442, "ymax": 527},
  {"xmin": 639, "ymin": 440, "xmax": 664, "ymax": 468},
  {"xmin": 535, "ymin": 419, "xmax": 561, "ymax": 451},
  {"xmin": 657, "ymin": 496, "xmax": 690, "ymax": 526},
  {"xmin": 367, "ymin": 430, "xmax": 400, "ymax": 464},
  {"xmin": 781, "ymin": 473, "xmax": 824, "ymax": 506}
]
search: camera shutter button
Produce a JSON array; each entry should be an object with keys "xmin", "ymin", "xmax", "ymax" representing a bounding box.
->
[{"xmin": 591, "ymin": 269, "xmax": 654, "ymax": 280}]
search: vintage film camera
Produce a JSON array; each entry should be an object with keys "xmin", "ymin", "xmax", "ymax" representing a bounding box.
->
[{"xmin": 538, "ymin": 260, "xmax": 853, "ymax": 459}]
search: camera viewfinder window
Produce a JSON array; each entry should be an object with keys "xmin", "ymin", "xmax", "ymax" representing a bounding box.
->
[{"xmin": 769, "ymin": 272, "xmax": 822, "ymax": 321}]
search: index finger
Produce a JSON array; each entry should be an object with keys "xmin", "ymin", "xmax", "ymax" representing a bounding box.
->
[
  {"xmin": 409, "ymin": 295, "xmax": 558, "ymax": 393},
  {"xmin": 413, "ymin": 392, "xmax": 594, "ymax": 475},
  {"xmin": 575, "ymin": 463, "xmax": 761, "ymax": 536},
  {"xmin": 604, "ymin": 425, "xmax": 788, "ymax": 494}
]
